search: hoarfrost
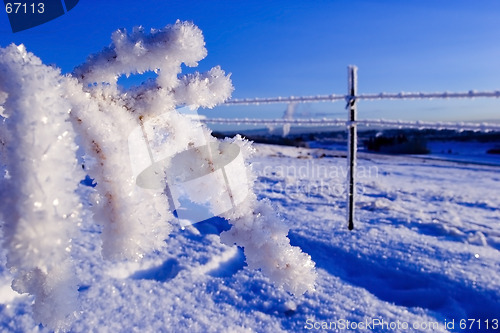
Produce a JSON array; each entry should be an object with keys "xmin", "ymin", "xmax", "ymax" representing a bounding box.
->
[
  {"xmin": 0, "ymin": 44, "xmax": 81, "ymax": 331},
  {"xmin": 0, "ymin": 21, "xmax": 316, "ymax": 331}
]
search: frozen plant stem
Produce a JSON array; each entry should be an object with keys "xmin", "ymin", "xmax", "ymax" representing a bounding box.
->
[
  {"xmin": 0, "ymin": 44, "xmax": 82, "ymax": 331},
  {"xmin": 0, "ymin": 21, "xmax": 317, "ymax": 332}
]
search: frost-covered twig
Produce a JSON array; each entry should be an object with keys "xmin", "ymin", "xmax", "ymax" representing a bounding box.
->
[
  {"xmin": 0, "ymin": 44, "xmax": 82, "ymax": 331},
  {"xmin": 72, "ymin": 21, "xmax": 316, "ymax": 295},
  {"xmin": 212, "ymin": 136, "xmax": 317, "ymax": 295},
  {"xmin": 67, "ymin": 21, "xmax": 235, "ymax": 260},
  {"xmin": 74, "ymin": 21, "xmax": 206, "ymax": 89},
  {"xmin": 0, "ymin": 21, "xmax": 317, "ymax": 332},
  {"xmin": 65, "ymin": 79, "xmax": 173, "ymax": 260}
]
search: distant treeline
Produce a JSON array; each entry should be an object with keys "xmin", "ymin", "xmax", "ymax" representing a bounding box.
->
[{"xmin": 212, "ymin": 129, "xmax": 500, "ymax": 154}]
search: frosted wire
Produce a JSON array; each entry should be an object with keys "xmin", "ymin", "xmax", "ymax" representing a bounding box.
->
[
  {"xmin": 202, "ymin": 118, "xmax": 500, "ymax": 132},
  {"xmin": 223, "ymin": 90, "xmax": 500, "ymax": 105}
]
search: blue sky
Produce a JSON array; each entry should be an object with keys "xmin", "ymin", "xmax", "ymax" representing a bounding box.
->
[{"xmin": 1, "ymin": 0, "xmax": 500, "ymax": 124}]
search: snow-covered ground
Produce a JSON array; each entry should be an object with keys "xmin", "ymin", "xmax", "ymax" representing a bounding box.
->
[{"xmin": 1, "ymin": 142, "xmax": 499, "ymax": 332}]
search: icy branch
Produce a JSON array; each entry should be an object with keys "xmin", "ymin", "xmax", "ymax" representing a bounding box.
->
[
  {"xmin": 68, "ymin": 20, "xmax": 234, "ymax": 260},
  {"xmin": 64, "ymin": 77, "xmax": 173, "ymax": 261},
  {"xmin": 219, "ymin": 136, "xmax": 317, "ymax": 295},
  {"xmin": 176, "ymin": 66, "xmax": 234, "ymax": 109},
  {"xmin": 0, "ymin": 44, "xmax": 81, "ymax": 331},
  {"xmin": 0, "ymin": 21, "xmax": 317, "ymax": 332},
  {"xmin": 74, "ymin": 20, "xmax": 207, "ymax": 89}
]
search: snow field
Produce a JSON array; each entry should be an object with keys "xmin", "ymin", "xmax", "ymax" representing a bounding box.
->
[
  {"xmin": 1, "ymin": 142, "xmax": 498, "ymax": 332},
  {"xmin": 252, "ymin": 144, "xmax": 499, "ymax": 332}
]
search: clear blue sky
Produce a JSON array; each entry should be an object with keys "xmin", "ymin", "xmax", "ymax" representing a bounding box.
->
[{"xmin": 1, "ymin": 0, "xmax": 500, "ymax": 123}]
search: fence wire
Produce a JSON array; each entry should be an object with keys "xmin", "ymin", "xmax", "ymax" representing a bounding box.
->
[
  {"xmin": 209, "ymin": 89, "xmax": 500, "ymax": 132},
  {"xmin": 222, "ymin": 90, "xmax": 500, "ymax": 105},
  {"xmin": 210, "ymin": 69, "xmax": 500, "ymax": 230},
  {"xmin": 201, "ymin": 117, "xmax": 500, "ymax": 132}
]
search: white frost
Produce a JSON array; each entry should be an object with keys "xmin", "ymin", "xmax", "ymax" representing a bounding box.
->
[
  {"xmin": 0, "ymin": 21, "xmax": 317, "ymax": 331},
  {"xmin": 0, "ymin": 44, "xmax": 81, "ymax": 331}
]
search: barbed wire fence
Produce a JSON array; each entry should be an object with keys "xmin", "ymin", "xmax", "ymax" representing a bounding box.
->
[{"xmin": 201, "ymin": 66, "xmax": 500, "ymax": 230}]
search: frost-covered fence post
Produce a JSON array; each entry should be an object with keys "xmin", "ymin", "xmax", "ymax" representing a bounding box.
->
[{"xmin": 346, "ymin": 65, "xmax": 358, "ymax": 230}]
